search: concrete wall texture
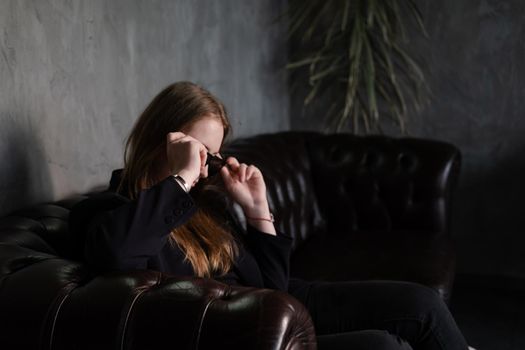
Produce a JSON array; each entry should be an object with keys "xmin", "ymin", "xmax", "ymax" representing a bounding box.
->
[
  {"xmin": 0, "ymin": 0, "xmax": 289, "ymax": 215},
  {"xmin": 410, "ymin": 0, "xmax": 525, "ymax": 278},
  {"xmin": 289, "ymin": 0, "xmax": 525, "ymax": 278}
]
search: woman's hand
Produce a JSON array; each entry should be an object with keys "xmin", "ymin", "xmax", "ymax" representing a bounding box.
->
[
  {"xmin": 166, "ymin": 132, "xmax": 207, "ymax": 188},
  {"xmin": 220, "ymin": 157, "xmax": 276, "ymax": 235}
]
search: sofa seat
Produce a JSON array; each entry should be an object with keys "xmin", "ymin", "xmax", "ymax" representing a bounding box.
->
[{"xmin": 290, "ymin": 231, "xmax": 456, "ymax": 301}]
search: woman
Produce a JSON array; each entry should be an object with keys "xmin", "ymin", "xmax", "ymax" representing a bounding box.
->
[{"xmin": 70, "ymin": 81, "xmax": 469, "ymax": 350}]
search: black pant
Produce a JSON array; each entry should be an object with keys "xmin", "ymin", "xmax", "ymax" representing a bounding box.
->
[
  {"xmin": 317, "ymin": 330, "xmax": 413, "ymax": 350},
  {"xmin": 288, "ymin": 279, "xmax": 469, "ymax": 350}
]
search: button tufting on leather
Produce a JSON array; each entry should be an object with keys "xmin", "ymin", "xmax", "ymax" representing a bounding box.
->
[
  {"xmin": 373, "ymin": 182, "xmax": 381, "ymax": 198},
  {"xmin": 398, "ymin": 153, "xmax": 417, "ymax": 172},
  {"xmin": 328, "ymin": 147, "xmax": 350, "ymax": 164},
  {"xmin": 362, "ymin": 152, "xmax": 379, "ymax": 168}
]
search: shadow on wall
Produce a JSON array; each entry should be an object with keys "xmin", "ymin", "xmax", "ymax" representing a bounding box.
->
[
  {"xmin": 0, "ymin": 116, "xmax": 53, "ymax": 216},
  {"xmin": 451, "ymin": 142, "xmax": 525, "ymax": 277}
]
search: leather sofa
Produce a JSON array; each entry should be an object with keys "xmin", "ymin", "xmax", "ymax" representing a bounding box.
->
[
  {"xmin": 0, "ymin": 131, "xmax": 460, "ymax": 349},
  {"xmin": 225, "ymin": 132, "xmax": 460, "ymax": 301}
]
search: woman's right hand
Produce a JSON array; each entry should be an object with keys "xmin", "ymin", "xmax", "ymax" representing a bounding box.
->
[{"xmin": 166, "ymin": 132, "xmax": 207, "ymax": 188}]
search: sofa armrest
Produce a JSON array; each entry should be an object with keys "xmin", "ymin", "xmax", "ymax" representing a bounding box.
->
[
  {"xmin": 126, "ymin": 278, "xmax": 317, "ymax": 350},
  {"xmin": 0, "ymin": 243, "xmax": 316, "ymax": 350}
]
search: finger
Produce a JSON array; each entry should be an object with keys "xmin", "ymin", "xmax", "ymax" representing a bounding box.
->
[
  {"xmin": 166, "ymin": 132, "xmax": 186, "ymax": 143},
  {"xmin": 220, "ymin": 165, "xmax": 231, "ymax": 179},
  {"xmin": 220, "ymin": 165, "xmax": 235, "ymax": 186},
  {"xmin": 246, "ymin": 164, "xmax": 257, "ymax": 180},
  {"xmin": 167, "ymin": 134, "xmax": 204, "ymax": 150},
  {"xmin": 239, "ymin": 163, "xmax": 248, "ymax": 182},
  {"xmin": 226, "ymin": 157, "xmax": 240, "ymax": 170},
  {"xmin": 181, "ymin": 133, "xmax": 204, "ymax": 145},
  {"xmin": 198, "ymin": 144, "xmax": 207, "ymax": 166}
]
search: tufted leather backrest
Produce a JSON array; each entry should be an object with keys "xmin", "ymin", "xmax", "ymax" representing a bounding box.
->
[
  {"xmin": 224, "ymin": 132, "xmax": 460, "ymax": 246},
  {"xmin": 0, "ymin": 198, "xmax": 88, "ymax": 259},
  {"xmin": 305, "ymin": 133, "xmax": 461, "ymax": 235}
]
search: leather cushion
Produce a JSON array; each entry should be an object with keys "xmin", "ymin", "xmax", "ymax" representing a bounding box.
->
[{"xmin": 290, "ymin": 231, "xmax": 456, "ymax": 302}]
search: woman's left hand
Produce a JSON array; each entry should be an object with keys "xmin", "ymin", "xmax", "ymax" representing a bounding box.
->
[
  {"xmin": 220, "ymin": 157, "xmax": 268, "ymax": 215},
  {"xmin": 220, "ymin": 157, "xmax": 276, "ymax": 235}
]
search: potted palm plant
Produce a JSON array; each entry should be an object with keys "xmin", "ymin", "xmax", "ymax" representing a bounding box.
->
[{"xmin": 285, "ymin": 0, "xmax": 428, "ymax": 133}]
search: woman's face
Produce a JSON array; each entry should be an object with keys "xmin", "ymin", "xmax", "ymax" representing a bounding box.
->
[{"xmin": 156, "ymin": 115, "xmax": 225, "ymax": 182}]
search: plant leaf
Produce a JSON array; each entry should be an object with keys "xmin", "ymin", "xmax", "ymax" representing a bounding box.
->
[
  {"xmin": 341, "ymin": 0, "xmax": 351, "ymax": 32},
  {"xmin": 363, "ymin": 34, "xmax": 379, "ymax": 122}
]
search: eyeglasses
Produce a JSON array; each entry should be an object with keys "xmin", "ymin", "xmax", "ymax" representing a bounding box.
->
[{"xmin": 206, "ymin": 152, "xmax": 227, "ymax": 177}]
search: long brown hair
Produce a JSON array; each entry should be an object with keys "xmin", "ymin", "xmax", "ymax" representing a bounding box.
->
[{"xmin": 120, "ymin": 81, "xmax": 238, "ymax": 277}]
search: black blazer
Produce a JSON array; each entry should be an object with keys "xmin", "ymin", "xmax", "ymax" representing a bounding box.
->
[{"xmin": 69, "ymin": 171, "xmax": 293, "ymax": 291}]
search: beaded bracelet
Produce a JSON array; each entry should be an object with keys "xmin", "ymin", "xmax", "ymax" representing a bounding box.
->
[{"xmin": 246, "ymin": 213, "xmax": 275, "ymax": 223}]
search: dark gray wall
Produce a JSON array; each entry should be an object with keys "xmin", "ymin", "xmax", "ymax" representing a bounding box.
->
[
  {"xmin": 290, "ymin": 0, "xmax": 525, "ymax": 278},
  {"xmin": 411, "ymin": 0, "xmax": 525, "ymax": 278},
  {"xmin": 0, "ymin": 0, "xmax": 289, "ymax": 215}
]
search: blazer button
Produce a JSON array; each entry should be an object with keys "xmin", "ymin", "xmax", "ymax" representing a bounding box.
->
[
  {"xmin": 182, "ymin": 200, "xmax": 192, "ymax": 209},
  {"xmin": 173, "ymin": 208, "xmax": 184, "ymax": 216},
  {"xmin": 164, "ymin": 215, "xmax": 175, "ymax": 224}
]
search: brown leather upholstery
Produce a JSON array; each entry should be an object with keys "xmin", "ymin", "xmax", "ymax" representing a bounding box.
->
[
  {"xmin": 0, "ymin": 191, "xmax": 316, "ymax": 349},
  {"xmin": 0, "ymin": 131, "xmax": 460, "ymax": 349},
  {"xmin": 224, "ymin": 132, "xmax": 460, "ymax": 301}
]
